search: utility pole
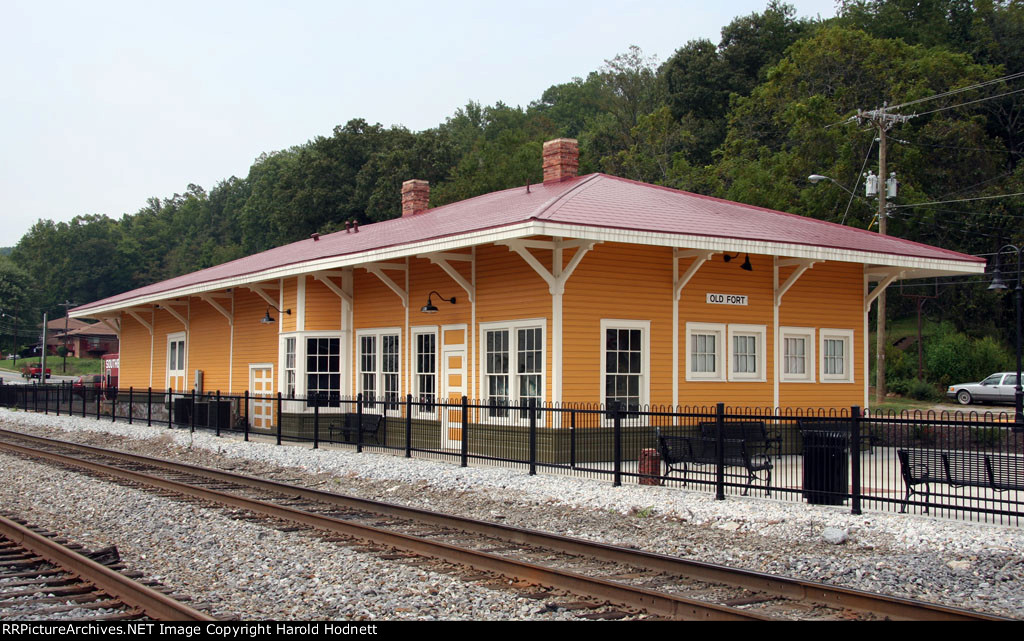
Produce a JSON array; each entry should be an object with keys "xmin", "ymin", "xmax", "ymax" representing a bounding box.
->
[
  {"xmin": 856, "ymin": 103, "xmax": 913, "ymax": 405},
  {"xmin": 58, "ymin": 301, "xmax": 77, "ymax": 374}
]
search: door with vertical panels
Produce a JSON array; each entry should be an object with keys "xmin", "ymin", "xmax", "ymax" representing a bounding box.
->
[
  {"xmin": 249, "ymin": 365, "xmax": 274, "ymax": 430},
  {"xmin": 441, "ymin": 326, "xmax": 467, "ymax": 449}
]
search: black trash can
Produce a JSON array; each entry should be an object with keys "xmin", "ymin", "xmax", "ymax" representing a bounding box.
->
[{"xmin": 802, "ymin": 430, "xmax": 849, "ymax": 505}]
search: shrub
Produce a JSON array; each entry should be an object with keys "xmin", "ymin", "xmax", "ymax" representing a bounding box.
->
[{"xmin": 906, "ymin": 378, "xmax": 939, "ymax": 401}]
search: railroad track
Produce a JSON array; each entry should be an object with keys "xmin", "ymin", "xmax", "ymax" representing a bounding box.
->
[
  {"xmin": 0, "ymin": 428, "xmax": 1010, "ymax": 621},
  {"xmin": 0, "ymin": 512, "xmax": 214, "ymax": 621}
]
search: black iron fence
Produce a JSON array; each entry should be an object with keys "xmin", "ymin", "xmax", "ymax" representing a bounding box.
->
[{"xmin": 2, "ymin": 381, "xmax": 1022, "ymax": 526}]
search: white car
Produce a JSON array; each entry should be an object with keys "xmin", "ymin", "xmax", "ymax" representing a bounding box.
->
[{"xmin": 946, "ymin": 372, "xmax": 1020, "ymax": 405}]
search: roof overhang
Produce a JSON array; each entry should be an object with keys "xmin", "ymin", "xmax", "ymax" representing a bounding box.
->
[{"xmin": 71, "ymin": 220, "xmax": 985, "ymax": 319}]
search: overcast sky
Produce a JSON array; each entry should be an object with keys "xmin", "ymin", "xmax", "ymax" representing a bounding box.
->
[{"xmin": 0, "ymin": 0, "xmax": 838, "ymax": 247}]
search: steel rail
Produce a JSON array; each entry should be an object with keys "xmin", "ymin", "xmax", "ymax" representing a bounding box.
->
[
  {"xmin": 0, "ymin": 436, "xmax": 768, "ymax": 621},
  {"xmin": 0, "ymin": 513, "xmax": 215, "ymax": 621},
  {"xmin": 0, "ymin": 429, "xmax": 1011, "ymax": 621}
]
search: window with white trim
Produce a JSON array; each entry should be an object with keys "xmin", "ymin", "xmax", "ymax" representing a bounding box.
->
[
  {"xmin": 780, "ymin": 327, "xmax": 815, "ymax": 383},
  {"xmin": 602, "ymin": 320, "xmax": 650, "ymax": 412},
  {"xmin": 727, "ymin": 325, "xmax": 766, "ymax": 382},
  {"xmin": 306, "ymin": 337, "xmax": 340, "ymax": 405},
  {"xmin": 413, "ymin": 329, "xmax": 437, "ymax": 415},
  {"xmin": 480, "ymin": 320, "xmax": 545, "ymax": 419},
  {"xmin": 686, "ymin": 323, "xmax": 725, "ymax": 381},
  {"xmin": 820, "ymin": 329, "xmax": 854, "ymax": 383},
  {"xmin": 358, "ymin": 329, "xmax": 401, "ymax": 409},
  {"xmin": 284, "ymin": 337, "xmax": 296, "ymax": 398}
]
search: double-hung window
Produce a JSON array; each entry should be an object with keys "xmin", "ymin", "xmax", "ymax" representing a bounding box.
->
[
  {"xmin": 480, "ymin": 320, "xmax": 545, "ymax": 419},
  {"xmin": 780, "ymin": 327, "xmax": 814, "ymax": 383},
  {"xmin": 686, "ymin": 323, "xmax": 725, "ymax": 381},
  {"xmin": 602, "ymin": 320, "xmax": 649, "ymax": 412},
  {"xmin": 358, "ymin": 329, "xmax": 401, "ymax": 409},
  {"xmin": 166, "ymin": 332, "xmax": 186, "ymax": 392},
  {"xmin": 820, "ymin": 329, "xmax": 854, "ymax": 383},
  {"xmin": 727, "ymin": 325, "xmax": 766, "ymax": 382},
  {"xmin": 413, "ymin": 329, "xmax": 437, "ymax": 415},
  {"xmin": 306, "ymin": 337, "xmax": 341, "ymax": 406},
  {"xmin": 283, "ymin": 337, "xmax": 297, "ymax": 398}
]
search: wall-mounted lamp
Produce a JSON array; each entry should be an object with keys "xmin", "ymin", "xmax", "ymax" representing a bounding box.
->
[
  {"xmin": 261, "ymin": 304, "xmax": 291, "ymax": 324},
  {"xmin": 723, "ymin": 253, "xmax": 753, "ymax": 272},
  {"xmin": 420, "ymin": 291, "xmax": 456, "ymax": 314}
]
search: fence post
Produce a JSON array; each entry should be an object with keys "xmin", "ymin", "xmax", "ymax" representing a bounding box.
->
[
  {"xmin": 214, "ymin": 390, "xmax": 221, "ymax": 437},
  {"xmin": 850, "ymin": 406, "xmax": 862, "ymax": 515},
  {"xmin": 462, "ymin": 396, "xmax": 470, "ymax": 468},
  {"xmin": 313, "ymin": 393, "xmax": 320, "ymax": 450},
  {"xmin": 96, "ymin": 386, "xmax": 101, "ymax": 421},
  {"xmin": 613, "ymin": 401, "xmax": 622, "ymax": 487},
  {"xmin": 190, "ymin": 388, "xmax": 196, "ymax": 433},
  {"xmin": 715, "ymin": 402, "xmax": 726, "ymax": 501},
  {"xmin": 111, "ymin": 388, "xmax": 116, "ymax": 423},
  {"xmin": 356, "ymin": 394, "xmax": 363, "ymax": 453},
  {"xmin": 43, "ymin": 385, "xmax": 48, "ymax": 415},
  {"xmin": 128, "ymin": 387, "xmax": 133, "ymax": 425},
  {"xmin": 55, "ymin": 382, "xmax": 60, "ymax": 416},
  {"xmin": 570, "ymin": 408, "xmax": 577, "ymax": 470},
  {"xmin": 147, "ymin": 388, "xmax": 152, "ymax": 427},
  {"xmin": 276, "ymin": 392, "xmax": 282, "ymax": 446},
  {"xmin": 33, "ymin": 384, "xmax": 37, "ymax": 413},
  {"xmin": 167, "ymin": 388, "xmax": 172, "ymax": 427},
  {"xmin": 405, "ymin": 394, "xmax": 412, "ymax": 458}
]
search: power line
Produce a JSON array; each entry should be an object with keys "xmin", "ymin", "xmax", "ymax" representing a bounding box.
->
[
  {"xmin": 890, "ymin": 191, "xmax": 1024, "ymax": 209},
  {"xmin": 911, "ymin": 86, "xmax": 1024, "ymax": 118},
  {"xmin": 886, "ymin": 71, "xmax": 1024, "ymax": 111}
]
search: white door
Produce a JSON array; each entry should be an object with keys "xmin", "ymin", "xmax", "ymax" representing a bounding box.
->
[
  {"xmin": 441, "ymin": 346, "xmax": 466, "ymax": 449},
  {"xmin": 249, "ymin": 365, "xmax": 274, "ymax": 430}
]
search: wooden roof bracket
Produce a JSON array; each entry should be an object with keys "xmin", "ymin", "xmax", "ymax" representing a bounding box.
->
[
  {"xmin": 498, "ymin": 238, "xmax": 598, "ymax": 295},
  {"xmin": 674, "ymin": 250, "xmax": 715, "ymax": 301},
  {"xmin": 361, "ymin": 263, "xmax": 409, "ymax": 308},
  {"xmin": 246, "ymin": 285, "xmax": 280, "ymax": 309},
  {"xmin": 419, "ymin": 252, "xmax": 475, "ymax": 303},
  {"xmin": 865, "ymin": 268, "xmax": 904, "ymax": 312},
  {"xmin": 126, "ymin": 309, "xmax": 154, "ymax": 335},
  {"xmin": 198, "ymin": 294, "xmax": 233, "ymax": 325},
  {"xmin": 775, "ymin": 258, "xmax": 820, "ymax": 306},
  {"xmin": 312, "ymin": 270, "xmax": 353, "ymax": 305},
  {"xmin": 155, "ymin": 302, "xmax": 188, "ymax": 331}
]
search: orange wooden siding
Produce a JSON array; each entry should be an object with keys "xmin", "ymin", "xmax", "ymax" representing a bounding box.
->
[
  {"xmin": 281, "ymin": 277, "xmax": 297, "ymax": 332},
  {"xmin": 305, "ymin": 277, "xmax": 343, "ymax": 331},
  {"xmin": 187, "ymin": 299, "xmax": 231, "ymax": 394},
  {"xmin": 353, "ymin": 268, "xmax": 408, "ymax": 395},
  {"xmin": 474, "ymin": 243, "xmax": 552, "ymax": 401},
  {"xmin": 678, "ymin": 254, "xmax": 776, "ymax": 408},
  {"xmin": 118, "ymin": 310, "xmax": 153, "ymax": 389},
  {"xmin": 563, "ymin": 242, "xmax": 673, "ymax": 406},
  {"xmin": 779, "ymin": 261, "xmax": 863, "ymax": 410},
  {"xmin": 231, "ymin": 287, "xmax": 280, "ymax": 395}
]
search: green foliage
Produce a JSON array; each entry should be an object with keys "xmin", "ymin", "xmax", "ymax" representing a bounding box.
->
[
  {"xmin": 924, "ymin": 322, "xmax": 1012, "ymax": 388},
  {"xmin": 970, "ymin": 426, "xmax": 1003, "ymax": 447}
]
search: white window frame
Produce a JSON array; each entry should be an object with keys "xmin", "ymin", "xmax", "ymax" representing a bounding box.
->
[
  {"xmin": 780, "ymin": 327, "xmax": 815, "ymax": 383},
  {"xmin": 819, "ymin": 328, "xmax": 854, "ymax": 383},
  {"xmin": 600, "ymin": 319, "xmax": 650, "ymax": 411},
  {"xmin": 276, "ymin": 331, "xmax": 345, "ymax": 413},
  {"xmin": 411, "ymin": 326, "xmax": 439, "ymax": 419},
  {"xmin": 357, "ymin": 327, "xmax": 402, "ymax": 410},
  {"xmin": 478, "ymin": 319, "xmax": 546, "ymax": 424},
  {"xmin": 166, "ymin": 331, "xmax": 187, "ymax": 392},
  {"xmin": 686, "ymin": 322, "xmax": 725, "ymax": 382},
  {"xmin": 727, "ymin": 324, "xmax": 766, "ymax": 382}
]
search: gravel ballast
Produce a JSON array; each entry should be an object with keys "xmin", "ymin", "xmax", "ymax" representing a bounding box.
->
[{"xmin": 0, "ymin": 407, "xmax": 1021, "ymax": 619}]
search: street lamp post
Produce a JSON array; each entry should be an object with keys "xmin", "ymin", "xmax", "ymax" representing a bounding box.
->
[{"xmin": 988, "ymin": 245, "xmax": 1024, "ymax": 428}]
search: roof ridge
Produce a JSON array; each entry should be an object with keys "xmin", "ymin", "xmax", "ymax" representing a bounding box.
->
[{"xmin": 531, "ymin": 173, "xmax": 602, "ymax": 221}]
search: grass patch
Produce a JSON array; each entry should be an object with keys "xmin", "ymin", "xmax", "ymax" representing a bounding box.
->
[{"xmin": 0, "ymin": 357, "xmax": 102, "ymax": 377}]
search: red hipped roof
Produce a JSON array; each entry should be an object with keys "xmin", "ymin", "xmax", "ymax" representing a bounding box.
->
[{"xmin": 74, "ymin": 173, "xmax": 982, "ymax": 313}]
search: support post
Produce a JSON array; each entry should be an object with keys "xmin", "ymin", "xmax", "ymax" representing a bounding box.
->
[
  {"xmin": 850, "ymin": 406, "xmax": 862, "ymax": 515},
  {"xmin": 716, "ymin": 402, "xmax": 726, "ymax": 501},
  {"xmin": 405, "ymin": 394, "xmax": 412, "ymax": 458}
]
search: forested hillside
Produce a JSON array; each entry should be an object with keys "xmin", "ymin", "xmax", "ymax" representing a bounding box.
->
[{"xmin": 4, "ymin": 0, "xmax": 1023, "ymax": 357}]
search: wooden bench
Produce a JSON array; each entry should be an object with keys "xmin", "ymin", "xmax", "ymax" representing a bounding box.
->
[
  {"xmin": 897, "ymin": 448, "xmax": 1024, "ymax": 513},
  {"xmin": 698, "ymin": 420, "xmax": 781, "ymax": 455},
  {"xmin": 657, "ymin": 432, "xmax": 772, "ymax": 496},
  {"xmin": 328, "ymin": 413, "xmax": 385, "ymax": 444}
]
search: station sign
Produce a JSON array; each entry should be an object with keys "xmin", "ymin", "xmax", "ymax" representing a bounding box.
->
[{"xmin": 706, "ymin": 293, "xmax": 748, "ymax": 306}]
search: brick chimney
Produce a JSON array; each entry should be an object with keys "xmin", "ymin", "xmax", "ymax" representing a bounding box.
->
[
  {"xmin": 542, "ymin": 138, "xmax": 579, "ymax": 184},
  {"xmin": 401, "ymin": 179, "xmax": 430, "ymax": 217}
]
